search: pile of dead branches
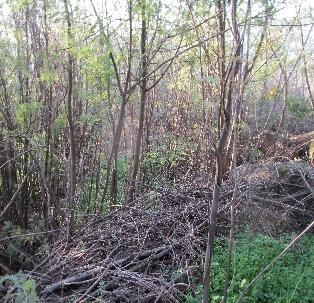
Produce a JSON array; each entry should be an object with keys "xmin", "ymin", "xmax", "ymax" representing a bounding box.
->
[
  {"xmin": 27, "ymin": 185, "xmax": 218, "ymax": 302},
  {"xmin": 235, "ymin": 160, "xmax": 314, "ymax": 234},
  {"xmin": 1, "ymin": 160, "xmax": 313, "ymax": 302},
  {"xmin": 257, "ymin": 130, "xmax": 314, "ymax": 160}
]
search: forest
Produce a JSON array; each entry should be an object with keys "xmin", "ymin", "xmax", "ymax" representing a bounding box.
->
[{"xmin": 0, "ymin": 0, "xmax": 314, "ymax": 302}]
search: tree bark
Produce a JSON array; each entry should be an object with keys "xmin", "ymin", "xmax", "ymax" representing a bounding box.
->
[
  {"xmin": 63, "ymin": 0, "xmax": 76, "ymax": 239},
  {"xmin": 126, "ymin": 1, "xmax": 147, "ymax": 203},
  {"xmin": 300, "ymin": 24, "xmax": 314, "ymax": 109},
  {"xmin": 202, "ymin": 0, "xmax": 241, "ymax": 301}
]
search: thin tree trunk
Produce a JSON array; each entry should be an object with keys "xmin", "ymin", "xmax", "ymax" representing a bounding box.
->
[
  {"xmin": 106, "ymin": 0, "xmax": 133, "ymax": 207},
  {"xmin": 20, "ymin": 6, "xmax": 31, "ymax": 228},
  {"xmin": 202, "ymin": 0, "xmax": 241, "ymax": 301},
  {"xmin": 42, "ymin": 0, "xmax": 54, "ymax": 227},
  {"xmin": 278, "ymin": 66, "xmax": 288, "ymax": 129},
  {"xmin": 63, "ymin": 0, "xmax": 76, "ymax": 239},
  {"xmin": 217, "ymin": 0, "xmax": 226, "ymax": 136},
  {"xmin": 126, "ymin": 2, "xmax": 147, "ymax": 203},
  {"xmin": 300, "ymin": 24, "xmax": 314, "ymax": 109}
]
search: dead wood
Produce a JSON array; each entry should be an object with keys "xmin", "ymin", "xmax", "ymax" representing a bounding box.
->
[{"xmin": 2, "ymin": 160, "xmax": 310, "ymax": 302}]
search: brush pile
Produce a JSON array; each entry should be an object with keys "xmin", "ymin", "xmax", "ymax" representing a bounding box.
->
[
  {"xmin": 28, "ymin": 184, "xmax": 217, "ymax": 302},
  {"xmin": 235, "ymin": 160, "xmax": 314, "ymax": 234},
  {"xmin": 1, "ymin": 160, "xmax": 313, "ymax": 302}
]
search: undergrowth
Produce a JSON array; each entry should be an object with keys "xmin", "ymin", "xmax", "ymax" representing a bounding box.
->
[
  {"xmin": 0, "ymin": 271, "xmax": 37, "ymax": 303},
  {"xmin": 186, "ymin": 233, "xmax": 314, "ymax": 303}
]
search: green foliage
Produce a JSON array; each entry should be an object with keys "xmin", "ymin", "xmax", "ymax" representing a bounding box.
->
[
  {"xmin": 53, "ymin": 109, "xmax": 67, "ymax": 134},
  {"xmin": 3, "ymin": 221, "xmax": 49, "ymax": 259},
  {"xmin": 185, "ymin": 233, "xmax": 314, "ymax": 303},
  {"xmin": 143, "ymin": 151, "xmax": 167, "ymax": 171},
  {"xmin": 0, "ymin": 271, "xmax": 37, "ymax": 303},
  {"xmin": 141, "ymin": 144, "xmax": 189, "ymax": 189},
  {"xmin": 9, "ymin": 0, "xmax": 33, "ymax": 12},
  {"xmin": 2, "ymin": 221, "xmax": 23, "ymax": 258},
  {"xmin": 16, "ymin": 101, "xmax": 42, "ymax": 125},
  {"xmin": 249, "ymin": 149, "xmax": 263, "ymax": 162},
  {"xmin": 287, "ymin": 96, "xmax": 314, "ymax": 119},
  {"xmin": 134, "ymin": 0, "xmax": 156, "ymax": 20},
  {"xmin": 143, "ymin": 146, "xmax": 187, "ymax": 174},
  {"xmin": 77, "ymin": 112, "xmax": 102, "ymax": 127},
  {"xmin": 167, "ymin": 147, "xmax": 187, "ymax": 167},
  {"xmin": 39, "ymin": 68, "xmax": 58, "ymax": 84}
]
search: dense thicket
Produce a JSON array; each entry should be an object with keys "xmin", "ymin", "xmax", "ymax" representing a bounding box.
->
[
  {"xmin": 1, "ymin": 0, "xmax": 312, "ymax": 229},
  {"xmin": 0, "ymin": 0, "xmax": 313, "ymax": 302}
]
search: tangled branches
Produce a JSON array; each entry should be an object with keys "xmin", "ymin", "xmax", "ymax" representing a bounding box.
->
[{"xmin": 1, "ymin": 160, "xmax": 313, "ymax": 302}]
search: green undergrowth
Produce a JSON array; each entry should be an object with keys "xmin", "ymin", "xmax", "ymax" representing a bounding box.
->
[
  {"xmin": 0, "ymin": 271, "xmax": 37, "ymax": 303},
  {"xmin": 186, "ymin": 233, "xmax": 314, "ymax": 303}
]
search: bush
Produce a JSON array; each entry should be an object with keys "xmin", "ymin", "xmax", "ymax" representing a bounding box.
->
[
  {"xmin": 186, "ymin": 233, "xmax": 314, "ymax": 303},
  {"xmin": 143, "ymin": 147, "xmax": 188, "ymax": 182},
  {"xmin": 0, "ymin": 271, "xmax": 37, "ymax": 303},
  {"xmin": 288, "ymin": 96, "xmax": 314, "ymax": 119}
]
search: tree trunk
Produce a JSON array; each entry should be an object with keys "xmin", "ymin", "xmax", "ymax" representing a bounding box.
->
[
  {"xmin": 300, "ymin": 24, "xmax": 314, "ymax": 109},
  {"xmin": 202, "ymin": 0, "xmax": 241, "ymax": 301},
  {"xmin": 63, "ymin": 0, "xmax": 76, "ymax": 238},
  {"xmin": 126, "ymin": 2, "xmax": 147, "ymax": 203}
]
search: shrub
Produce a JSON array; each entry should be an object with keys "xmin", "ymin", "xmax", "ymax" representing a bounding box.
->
[
  {"xmin": 0, "ymin": 271, "xmax": 37, "ymax": 303},
  {"xmin": 287, "ymin": 96, "xmax": 314, "ymax": 119}
]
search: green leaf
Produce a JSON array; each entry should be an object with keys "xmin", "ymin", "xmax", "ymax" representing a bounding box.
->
[
  {"xmin": 23, "ymin": 279, "xmax": 34, "ymax": 293},
  {"xmin": 16, "ymin": 101, "xmax": 42, "ymax": 124},
  {"xmin": 240, "ymin": 278, "xmax": 247, "ymax": 288}
]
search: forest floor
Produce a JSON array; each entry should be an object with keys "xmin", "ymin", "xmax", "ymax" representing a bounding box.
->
[{"xmin": 1, "ymin": 159, "xmax": 314, "ymax": 302}]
